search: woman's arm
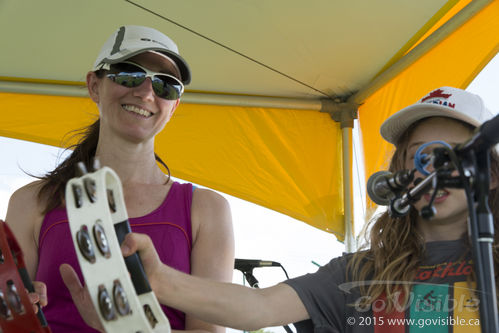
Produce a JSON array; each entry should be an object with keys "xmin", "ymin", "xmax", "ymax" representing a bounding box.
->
[
  {"xmin": 123, "ymin": 233, "xmax": 310, "ymax": 331},
  {"xmin": 5, "ymin": 181, "xmax": 45, "ymax": 279},
  {"xmin": 186, "ymin": 188, "xmax": 235, "ymax": 333},
  {"xmin": 61, "ymin": 230, "xmax": 310, "ymax": 331},
  {"xmin": 5, "ymin": 182, "xmax": 49, "ymax": 314}
]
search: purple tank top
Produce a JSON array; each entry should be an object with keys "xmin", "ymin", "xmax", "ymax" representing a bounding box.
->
[{"xmin": 36, "ymin": 182, "xmax": 193, "ymax": 332}]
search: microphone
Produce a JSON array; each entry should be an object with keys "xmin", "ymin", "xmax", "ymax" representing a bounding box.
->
[
  {"xmin": 455, "ymin": 113, "xmax": 499, "ymax": 154},
  {"xmin": 233, "ymin": 259, "xmax": 295, "ymax": 333},
  {"xmin": 367, "ymin": 169, "xmax": 414, "ymax": 206},
  {"xmin": 390, "ymin": 171, "xmax": 438, "ymax": 217},
  {"xmin": 234, "ymin": 259, "xmax": 280, "ymax": 272}
]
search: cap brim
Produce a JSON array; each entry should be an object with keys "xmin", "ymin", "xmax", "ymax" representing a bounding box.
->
[{"xmin": 380, "ymin": 103, "xmax": 481, "ymax": 144}]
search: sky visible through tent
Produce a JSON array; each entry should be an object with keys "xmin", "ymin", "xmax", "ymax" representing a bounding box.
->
[{"xmin": 0, "ymin": 53, "xmax": 498, "ymax": 332}]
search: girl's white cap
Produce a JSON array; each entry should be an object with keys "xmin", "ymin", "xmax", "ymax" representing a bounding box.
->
[{"xmin": 381, "ymin": 86, "xmax": 493, "ymax": 144}]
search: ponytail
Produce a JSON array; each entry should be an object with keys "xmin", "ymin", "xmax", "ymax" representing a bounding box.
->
[{"xmin": 37, "ymin": 119, "xmax": 100, "ymax": 214}]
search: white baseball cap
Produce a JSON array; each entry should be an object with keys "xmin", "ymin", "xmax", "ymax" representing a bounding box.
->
[
  {"xmin": 93, "ymin": 25, "xmax": 191, "ymax": 84},
  {"xmin": 380, "ymin": 86, "xmax": 493, "ymax": 144}
]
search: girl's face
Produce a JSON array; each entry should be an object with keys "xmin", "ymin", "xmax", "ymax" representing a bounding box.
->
[
  {"xmin": 404, "ymin": 117, "xmax": 473, "ymax": 237},
  {"xmin": 88, "ymin": 51, "xmax": 180, "ymax": 144}
]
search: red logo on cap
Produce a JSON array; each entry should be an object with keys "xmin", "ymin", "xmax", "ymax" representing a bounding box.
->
[{"xmin": 421, "ymin": 89, "xmax": 452, "ymax": 102}]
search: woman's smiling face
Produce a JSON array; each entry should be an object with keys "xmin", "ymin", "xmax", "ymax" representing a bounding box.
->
[{"xmin": 89, "ymin": 51, "xmax": 180, "ymax": 144}]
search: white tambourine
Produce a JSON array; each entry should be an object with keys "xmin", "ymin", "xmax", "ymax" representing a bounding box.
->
[{"xmin": 65, "ymin": 165, "xmax": 170, "ymax": 333}]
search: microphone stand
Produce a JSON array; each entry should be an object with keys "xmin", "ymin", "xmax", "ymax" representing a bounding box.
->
[
  {"xmin": 240, "ymin": 268, "xmax": 294, "ymax": 333},
  {"xmin": 463, "ymin": 148, "xmax": 498, "ymax": 332}
]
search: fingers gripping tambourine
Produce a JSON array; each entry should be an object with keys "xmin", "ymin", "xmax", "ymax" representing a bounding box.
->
[
  {"xmin": 65, "ymin": 164, "xmax": 170, "ymax": 333},
  {"xmin": 0, "ymin": 220, "xmax": 51, "ymax": 333}
]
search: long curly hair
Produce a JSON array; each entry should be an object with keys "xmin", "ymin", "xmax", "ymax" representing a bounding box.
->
[{"xmin": 348, "ymin": 118, "xmax": 499, "ymax": 312}]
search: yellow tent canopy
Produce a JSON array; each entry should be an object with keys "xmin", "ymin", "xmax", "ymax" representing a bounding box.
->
[{"xmin": 1, "ymin": 0, "xmax": 498, "ymax": 248}]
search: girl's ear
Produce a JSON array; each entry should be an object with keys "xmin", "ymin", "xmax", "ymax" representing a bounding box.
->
[{"xmin": 86, "ymin": 72, "xmax": 100, "ymax": 103}]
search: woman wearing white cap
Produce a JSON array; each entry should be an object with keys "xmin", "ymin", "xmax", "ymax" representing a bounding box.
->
[
  {"xmin": 67, "ymin": 87, "xmax": 499, "ymax": 332},
  {"xmin": 6, "ymin": 26, "xmax": 234, "ymax": 332}
]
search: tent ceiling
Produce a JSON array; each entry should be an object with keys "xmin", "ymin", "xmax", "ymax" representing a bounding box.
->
[
  {"xmin": 4, "ymin": 0, "xmax": 496, "ymax": 241},
  {"xmin": 1, "ymin": 0, "xmax": 448, "ymax": 99}
]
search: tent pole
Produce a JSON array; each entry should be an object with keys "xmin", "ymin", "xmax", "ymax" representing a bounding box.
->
[
  {"xmin": 0, "ymin": 79, "xmax": 322, "ymax": 111},
  {"xmin": 321, "ymin": 100, "xmax": 358, "ymax": 251},
  {"xmin": 342, "ymin": 126, "xmax": 355, "ymax": 253}
]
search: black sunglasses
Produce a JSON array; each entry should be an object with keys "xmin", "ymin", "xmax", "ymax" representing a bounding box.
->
[{"xmin": 103, "ymin": 61, "xmax": 184, "ymax": 100}]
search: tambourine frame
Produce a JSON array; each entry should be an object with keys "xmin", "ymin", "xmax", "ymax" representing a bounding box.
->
[
  {"xmin": 65, "ymin": 166, "xmax": 170, "ymax": 333},
  {"xmin": 0, "ymin": 220, "xmax": 51, "ymax": 333}
]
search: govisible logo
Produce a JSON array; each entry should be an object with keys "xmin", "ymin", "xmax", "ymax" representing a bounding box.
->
[{"xmin": 420, "ymin": 89, "xmax": 455, "ymax": 108}]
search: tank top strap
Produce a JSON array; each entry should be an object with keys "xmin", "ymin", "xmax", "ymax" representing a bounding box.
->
[{"xmin": 128, "ymin": 181, "xmax": 194, "ymax": 249}]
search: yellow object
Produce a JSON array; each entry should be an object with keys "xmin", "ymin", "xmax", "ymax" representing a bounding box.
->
[{"xmin": 360, "ymin": 0, "xmax": 499, "ymax": 218}]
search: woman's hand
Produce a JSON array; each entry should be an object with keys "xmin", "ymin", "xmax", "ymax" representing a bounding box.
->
[
  {"xmin": 28, "ymin": 281, "xmax": 47, "ymax": 313},
  {"xmin": 120, "ymin": 232, "xmax": 165, "ymax": 293},
  {"xmin": 59, "ymin": 264, "xmax": 105, "ymax": 332},
  {"xmin": 59, "ymin": 234, "xmax": 163, "ymax": 333}
]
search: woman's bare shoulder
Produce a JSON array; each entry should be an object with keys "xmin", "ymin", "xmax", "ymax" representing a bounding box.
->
[
  {"xmin": 7, "ymin": 180, "xmax": 47, "ymax": 216},
  {"xmin": 192, "ymin": 187, "xmax": 230, "ymax": 211},
  {"xmin": 10, "ymin": 180, "xmax": 44, "ymax": 199}
]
